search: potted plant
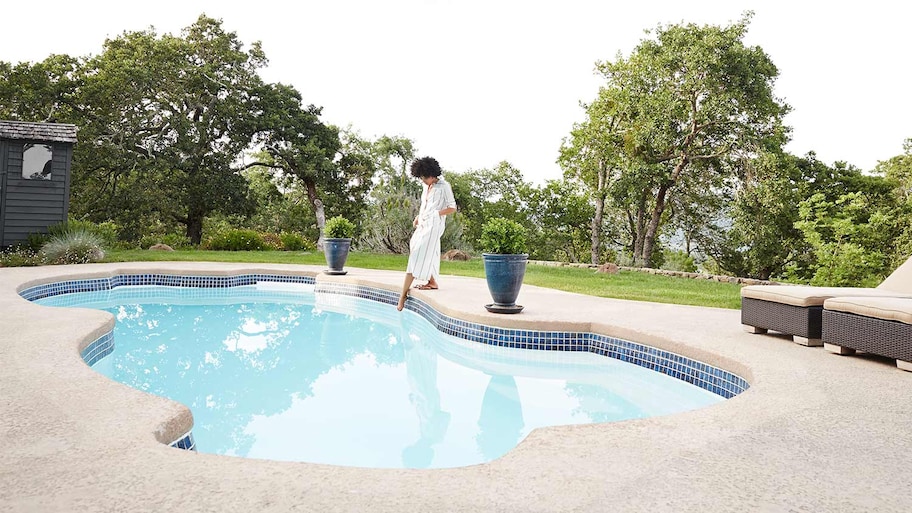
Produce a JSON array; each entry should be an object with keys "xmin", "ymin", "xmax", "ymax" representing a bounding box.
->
[
  {"xmin": 479, "ymin": 217, "xmax": 528, "ymax": 313},
  {"xmin": 323, "ymin": 216, "xmax": 355, "ymax": 275}
]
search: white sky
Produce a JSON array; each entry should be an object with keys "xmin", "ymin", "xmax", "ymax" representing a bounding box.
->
[{"xmin": 3, "ymin": 1, "xmax": 910, "ymax": 183}]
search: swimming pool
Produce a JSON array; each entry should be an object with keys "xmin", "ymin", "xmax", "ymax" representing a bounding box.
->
[{"xmin": 27, "ymin": 274, "xmax": 747, "ymax": 469}]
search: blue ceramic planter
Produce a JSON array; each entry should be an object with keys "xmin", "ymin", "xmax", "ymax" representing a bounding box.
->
[
  {"xmin": 323, "ymin": 238, "xmax": 352, "ymax": 275},
  {"xmin": 482, "ymin": 253, "xmax": 528, "ymax": 313}
]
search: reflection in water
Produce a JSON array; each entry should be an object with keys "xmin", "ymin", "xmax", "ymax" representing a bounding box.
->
[
  {"xmin": 401, "ymin": 330, "xmax": 450, "ymax": 468},
  {"xmin": 476, "ymin": 375, "xmax": 524, "ymax": 461}
]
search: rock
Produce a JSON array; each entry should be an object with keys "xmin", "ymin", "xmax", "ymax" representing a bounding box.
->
[
  {"xmin": 442, "ymin": 249, "xmax": 470, "ymax": 261},
  {"xmin": 596, "ymin": 262, "xmax": 620, "ymax": 274},
  {"xmin": 148, "ymin": 243, "xmax": 174, "ymax": 251}
]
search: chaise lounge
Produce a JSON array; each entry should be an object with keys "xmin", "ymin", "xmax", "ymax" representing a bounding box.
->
[
  {"xmin": 740, "ymin": 256, "xmax": 912, "ymax": 346},
  {"xmin": 822, "ymin": 296, "xmax": 912, "ymax": 372}
]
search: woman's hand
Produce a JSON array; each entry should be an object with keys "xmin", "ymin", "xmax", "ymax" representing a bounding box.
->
[{"xmin": 413, "ymin": 216, "xmax": 419, "ymax": 227}]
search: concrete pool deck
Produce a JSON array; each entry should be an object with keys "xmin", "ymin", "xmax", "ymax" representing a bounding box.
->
[{"xmin": 1, "ymin": 261, "xmax": 911, "ymax": 512}]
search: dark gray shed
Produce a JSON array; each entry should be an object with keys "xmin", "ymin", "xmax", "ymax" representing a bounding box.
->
[{"xmin": 0, "ymin": 121, "xmax": 78, "ymax": 247}]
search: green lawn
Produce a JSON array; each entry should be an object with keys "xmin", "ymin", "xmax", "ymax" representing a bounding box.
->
[{"xmin": 104, "ymin": 249, "xmax": 743, "ymax": 309}]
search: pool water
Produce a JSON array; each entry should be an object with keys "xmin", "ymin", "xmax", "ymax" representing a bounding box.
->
[{"xmin": 37, "ymin": 283, "xmax": 722, "ymax": 469}]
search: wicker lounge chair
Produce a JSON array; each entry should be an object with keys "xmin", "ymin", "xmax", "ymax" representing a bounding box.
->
[
  {"xmin": 740, "ymin": 257, "xmax": 912, "ymax": 346},
  {"xmin": 822, "ymin": 296, "xmax": 912, "ymax": 372}
]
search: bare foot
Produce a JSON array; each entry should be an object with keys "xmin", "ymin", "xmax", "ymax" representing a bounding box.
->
[
  {"xmin": 397, "ymin": 291, "xmax": 408, "ymax": 311},
  {"xmin": 416, "ymin": 284, "xmax": 438, "ymax": 290}
]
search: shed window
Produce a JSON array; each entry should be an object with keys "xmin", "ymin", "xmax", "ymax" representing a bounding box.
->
[{"xmin": 23, "ymin": 143, "xmax": 53, "ymax": 180}]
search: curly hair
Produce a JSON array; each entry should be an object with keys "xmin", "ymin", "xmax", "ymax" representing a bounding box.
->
[{"xmin": 410, "ymin": 156, "xmax": 442, "ymax": 178}]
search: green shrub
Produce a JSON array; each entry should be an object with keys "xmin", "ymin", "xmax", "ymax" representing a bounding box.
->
[
  {"xmin": 660, "ymin": 249, "xmax": 697, "ymax": 273},
  {"xmin": 40, "ymin": 229, "xmax": 106, "ymax": 264},
  {"xmin": 478, "ymin": 217, "xmax": 528, "ymax": 254},
  {"xmin": 49, "ymin": 219, "xmax": 120, "ymax": 248},
  {"xmin": 324, "ymin": 216, "xmax": 355, "ymax": 239},
  {"xmin": 0, "ymin": 247, "xmax": 43, "ymax": 267},
  {"xmin": 25, "ymin": 232, "xmax": 51, "ymax": 251},
  {"xmin": 139, "ymin": 232, "xmax": 193, "ymax": 250},
  {"xmin": 280, "ymin": 232, "xmax": 313, "ymax": 251},
  {"xmin": 205, "ymin": 229, "xmax": 267, "ymax": 251},
  {"xmin": 260, "ymin": 232, "xmax": 283, "ymax": 251}
]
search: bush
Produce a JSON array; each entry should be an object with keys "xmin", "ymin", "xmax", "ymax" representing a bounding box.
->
[
  {"xmin": 260, "ymin": 232, "xmax": 283, "ymax": 251},
  {"xmin": 24, "ymin": 232, "xmax": 51, "ymax": 251},
  {"xmin": 478, "ymin": 217, "xmax": 528, "ymax": 254},
  {"xmin": 139, "ymin": 232, "xmax": 193, "ymax": 250},
  {"xmin": 0, "ymin": 247, "xmax": 43, "ymax": 267},
  {"xmin": 40, "ymin": 229, "xmax": 106, "ymax": 264},
  {"xmin": 324, "ymin": 216, "xmax": 355, "ymax": 239},
  {"xmin": 660, "ymin": 250, "xmax": 697, "ymax": 273},
  {"xmin": 280, "ymin": 232, "xmax": 313, "ymax": 251},
  {"xmin": 205, "ymin": 229, "xmax": 267, "ymax": 251},
  {"xmin": 49, "ymin": 219, "xmax": 120, "ymax": 248}
]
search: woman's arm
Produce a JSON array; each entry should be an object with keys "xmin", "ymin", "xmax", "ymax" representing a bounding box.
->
[{"xmin": 437, "ymin": 180, "xmax": 457, "ymax": 217}]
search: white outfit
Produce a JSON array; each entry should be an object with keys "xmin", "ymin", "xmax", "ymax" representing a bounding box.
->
[{"xmin": 406, "ymin": 177, "xmax": 456, "ymax": 281}]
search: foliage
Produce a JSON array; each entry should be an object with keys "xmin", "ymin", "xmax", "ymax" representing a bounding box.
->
[
  {"xmin": 371, "ymin": 135, "xmax": 417, "ymax": 186},
  {"xmin": 447, "ymin": 163, "xmax": 531, "ymax": 251},
  {"xmin": 698, "ymin": 152, "xmax": 804, "ymax": 280},
  {"xmin": 0, "ymin": 247, "xmax": 44, "ymax": 267},
  {"xmin": 660, "ymin": 250, "xmax": 697, "ymax": 273},
  {"xmin": 479, "ymin": 218, "xmax": 528, "ymax": 255},
  {"xmin": 791, "ymin": 192, "xmax": 898, "ymax": 286},
  {"xmin": 279, "ymin": 232, "xmax": 313, "ymax": 251},
  {"xmin": 586, "ymin": 13, "xmax": 789, "ymax": 267},
  {"xmin": 324, "ymin": 216, "xmax": 355, "ymax": 239},
  {"xmin": 49, "ymin": 219, "xmax": 120, "ymax": 248},
  {"xmin": 260, "ymin": 232, "xmax": 283, "ymax": 251},
  {"xmin": 57, "ymin": 16, "xmax": 274, "ymax": 244},
  {"xmin": 875, "ymin": 138, "xmax": 912, "ymax": 267},
  {"xmin": 248, "ymin": 85, "xmax": 362, "ymax": 240},
  {"xmin": 242, "ymin": 165, "xmax": 319, "ymax": 240},
  {"xmin": 139, "ymin": 232, "xmax": 193, "ymax": 250},
  {"xmin": 40, "ymin": 229, "xmax": 106, "ymax": 264},
  {"xmin": 352, "ymin": 178, "xmax": 418, "ymax": 253},
  {"xmin": 204, "ymin": 229, "xmax": 267, "ymax": 251},
  {"xmin": 440, "ymin": 213, "xmax": 471, "ymax": 253},
  {"xmin": 0, "ymin": 54, "xmax": 82, "ymax": 122},
  {"xmin": 524, "ymin": 179, "xmax": 596, "ymax": 262},
  {"xmin": 559, "ymin": 89, "xmax": 623, "ymax": 264}
]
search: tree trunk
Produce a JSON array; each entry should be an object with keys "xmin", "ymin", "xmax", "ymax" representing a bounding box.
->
[
  {"xmin": 590, "ymin": 160, "xmax": 607, "ymax": 265},
  {"xmin": 638, "ymin": 157, "xmax": 688, "ymax": 267},
  {"xmin": 640, "ymin": 181, "xmax": 670, "ymax": 268},
  {"xmin": 304, "ymin": 178, "xmax": 326, "ymax": 250},
  {"xmin": 186, "ymin": 207, "xmax": 205, "ymax": 246},
  {"xmin": 632, "ymin": 194, "xmax": 648, "ymax": 267}
]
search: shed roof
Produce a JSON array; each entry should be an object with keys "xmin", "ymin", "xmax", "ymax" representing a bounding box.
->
[{"xmin": 0, "ymin": 120, "xmax": 77, "ymax": 143}]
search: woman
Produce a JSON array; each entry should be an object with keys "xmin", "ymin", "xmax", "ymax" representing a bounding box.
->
[{"xmin": 397, "ymin": 157, "xmax": 457, "ymax": 311}]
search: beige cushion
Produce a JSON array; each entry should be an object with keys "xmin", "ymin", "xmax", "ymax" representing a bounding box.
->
[
  {"xmin": 741, "ymin": 256, "xmax": 912, "ymax": 307},
  {"xmin": 741, "ymin": 285, "xmax": 904, "ymax": 308},
  {"xmin": 824, "ymin": 296, "xmax": 912, "ymax": 325}
]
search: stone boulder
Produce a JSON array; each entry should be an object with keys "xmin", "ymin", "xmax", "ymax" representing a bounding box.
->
[
  {"xmin": 442, "ymin": 249, "xmax": 470, "ymax": 261},
  {"xmin": 148, "ymin": 243, "xmax": 174, "ymax": 251},
  {"xmin": 596, "ymin": 262, "xmax": 620, "ymax": 274}
]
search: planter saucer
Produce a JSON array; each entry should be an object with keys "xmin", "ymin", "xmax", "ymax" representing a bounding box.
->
[
  {"xmin": 323, "ymin": 270, "xmax": 348, "ymax": 275},
  {"xmin": 484, "ymin": 303, "xmax": 524, "ymax": 314}
]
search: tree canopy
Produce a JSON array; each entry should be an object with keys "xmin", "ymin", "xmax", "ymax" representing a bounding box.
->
[{"xmin": 569, "ymin": 13, "xmax": 790, "ymax": 266}]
